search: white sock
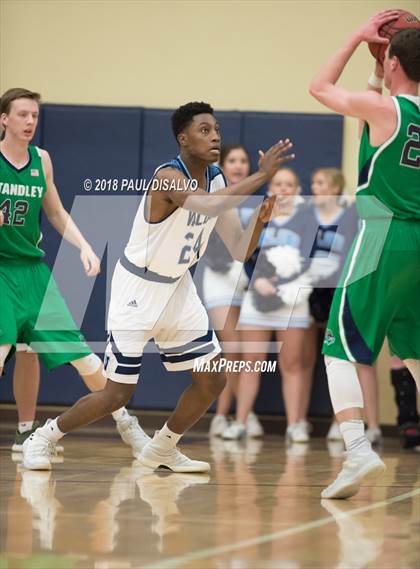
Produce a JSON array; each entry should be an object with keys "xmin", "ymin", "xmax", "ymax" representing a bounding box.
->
[
  {"xmin": 18, "ymin": 421, "xmax": 34, "ymax": 433},
  {"xmin": 325, "ymin": 356, "xmax": 364, "ymax": 413},
  {"xmin": 152, "ymin": 423, "xmax": 182, "ymax": 451},
  {"xmin": 340, "ymin": 420, "xmax": 370, "ymax": 454},
  {"xmin": 112, "ymin": 407, "xmax": 130, "ymax": 423},
  {"xmin": 40, "ymin": 418, "xmax": 65, "ymax": 442}
]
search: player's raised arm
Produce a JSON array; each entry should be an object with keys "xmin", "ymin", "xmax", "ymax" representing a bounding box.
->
[
  {"xmin": 358, "ymin": 59, "xmax": 385, "ymax": 138},
  {"xmin": 157, "ymin": 139, "xmax": 294, "ymax": 217},
  {"xmin": 309, "ymin": 10, "xmax": 400, "ymax": 120},
  {"xmin": 40, "ymin": 149, "xmax": 100, "ymax": 277}
]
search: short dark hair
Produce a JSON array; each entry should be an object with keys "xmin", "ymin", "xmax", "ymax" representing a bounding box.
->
[
  {"xmin": 389, "ymin": 28, "xmax": 420, "ymax": 82},
  {"xmin": 0, "ymin": 88, "xmax": 41, "ymax": 116},
  {"xmin": 171, "ymin": 101, "xmax": 214, "ymax": 142},
  {"xmin": 219, "ymin": 144, "xmax": 251, "ymax": 168}
]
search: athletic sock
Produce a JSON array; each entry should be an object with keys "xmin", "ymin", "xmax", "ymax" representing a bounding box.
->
[
  {"xmin": 391, "ymin": 368, "xmax": 419, "ymax": 426},
  {"xmin": 39, "ymin": 418, "xmax": 65, "ymax": 442},
  {"xmin": 152, "ymin": 423, "xmax": 182, "ymax": 451},
  {"xmin": 339, "ymin": 420, "xmax": 371, "ymax": 454},
  {"xmin": 18, "ymin": 421, "xmax": 34, "ymax": 433},
  {"xmin": 112, "ymin": 407, "xmax": 130, "ymax": 424}
]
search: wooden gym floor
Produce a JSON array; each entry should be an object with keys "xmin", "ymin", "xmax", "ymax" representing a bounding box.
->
[{"xmin": 0, "ymin": 417, "xmax": 419, "ymax": 569}]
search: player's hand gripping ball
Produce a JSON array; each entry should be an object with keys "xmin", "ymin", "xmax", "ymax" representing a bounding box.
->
[{"xmin": 368, "ymin": 10, "xmax": 420, "ymax": 63}]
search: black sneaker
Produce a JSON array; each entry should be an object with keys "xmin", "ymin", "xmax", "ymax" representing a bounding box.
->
[
  {"xmin": 12, "ymin": 421, "xmax": 41, "ymax": 452},
  {"xmin": 12, "ymin": 422, "xmax": 64, "ymax": 453},
  {"xmin": 400, "ymin": 423, "xmax": 420, "ymax": 449}
]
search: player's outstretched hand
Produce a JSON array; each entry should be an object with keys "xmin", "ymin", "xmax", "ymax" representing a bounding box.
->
[
  {"xmin": 259, "ymin": 194, "xmax": 292, "ymax": 224},
  {"xmin": 0, "ymin": 211, "xmax": 4, "ymax": 226},
  {"xmin": 258, "ymin": 194, "xmax": 277, "ymax": 223},
  {"xmin": 80, "ymin": 246, "xmax": 101, "ymax": 277},
  {"xmin": 258, "ymin": 139, "xmax": 295, "ymax": 179},
  {"xmin": 357, "ymin": 10, "xmax": 401, "ymax": 44}
]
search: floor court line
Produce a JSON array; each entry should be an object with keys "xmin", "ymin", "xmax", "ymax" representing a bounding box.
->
[{"xmin": 143, "ymin": 488, "xmax": 420, "ymax": 569}]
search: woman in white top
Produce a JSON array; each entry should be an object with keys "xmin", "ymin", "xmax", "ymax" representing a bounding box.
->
[{"xmin": 223, "ymin": 168, "xmax": 315, "ymax": 442}]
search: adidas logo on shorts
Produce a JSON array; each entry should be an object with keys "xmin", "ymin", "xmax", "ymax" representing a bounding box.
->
[{"xmin": 127, "ymin": 299, "xmax": 138, "ymax": 308}]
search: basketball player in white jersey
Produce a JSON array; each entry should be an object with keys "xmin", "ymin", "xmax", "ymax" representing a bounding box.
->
[{"xmin": 22, "ymin": 102, "xmax": 294, "ymax": 472}]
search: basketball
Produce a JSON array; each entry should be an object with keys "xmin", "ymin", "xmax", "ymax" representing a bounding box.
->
[{"xmin": 368, "ymin": 10, "xmax": 420, "ymax": 62}]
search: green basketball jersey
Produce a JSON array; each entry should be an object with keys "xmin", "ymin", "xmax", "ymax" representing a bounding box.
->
[
  {"xmin": 357, "ymin": 95, "xmax": 420, "ymax": 221},
  {"xmin": 0, "ymin": 145, "xmax": 47, "ymax": 260}
]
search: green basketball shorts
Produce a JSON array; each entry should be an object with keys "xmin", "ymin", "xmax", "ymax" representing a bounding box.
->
[
  {"xmin": 0, "ymin": 260, "xmax": 91, "ymax": 369},
  {"xmin": 323, "ymin": 219, "xmax": 420, "ymax": 364}
]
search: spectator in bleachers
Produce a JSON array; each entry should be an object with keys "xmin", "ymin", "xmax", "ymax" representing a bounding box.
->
[
  {"xmin": 223, "ymin": 167, "xmax": 315, "ymax": 442},
  {"xmin": 203, "ymin": 145, "xmax": 263, "ymax": 438}
]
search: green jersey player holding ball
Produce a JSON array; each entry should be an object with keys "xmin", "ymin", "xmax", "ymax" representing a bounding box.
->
[{"xmin": 310, "ymin": 13, "xmax": 420, "ymax": 499}]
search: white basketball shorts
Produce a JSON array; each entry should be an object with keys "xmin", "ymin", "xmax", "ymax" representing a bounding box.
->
[{"xmin": 105, "ymin": 261, "xmax": 221, "ymax": 384}]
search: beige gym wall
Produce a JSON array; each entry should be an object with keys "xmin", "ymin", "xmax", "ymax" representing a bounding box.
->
[{"xmin": 1, "ymin": 0, "xmax": 419, "ymax": 424}]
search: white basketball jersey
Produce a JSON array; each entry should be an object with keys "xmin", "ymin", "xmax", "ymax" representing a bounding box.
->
[{"xmin": 124, "ymin": 156, "xmax": 226, "ymax": 280}]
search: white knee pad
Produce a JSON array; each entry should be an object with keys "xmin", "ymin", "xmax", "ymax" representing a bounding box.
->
[
  {"xmin": 0, "ymin": 344, "xmax": 12, "ymax": 369},
  {"xmin": 71, "ymin": 353, "xmax": 102, "ymax": 376},
  {"xmin": 325, "ymin": 355, "xmax": 364, "ymax": 414},
  {"xmin": 403, "ymin": 359, "xmax": 420, "ymax": 393}
]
